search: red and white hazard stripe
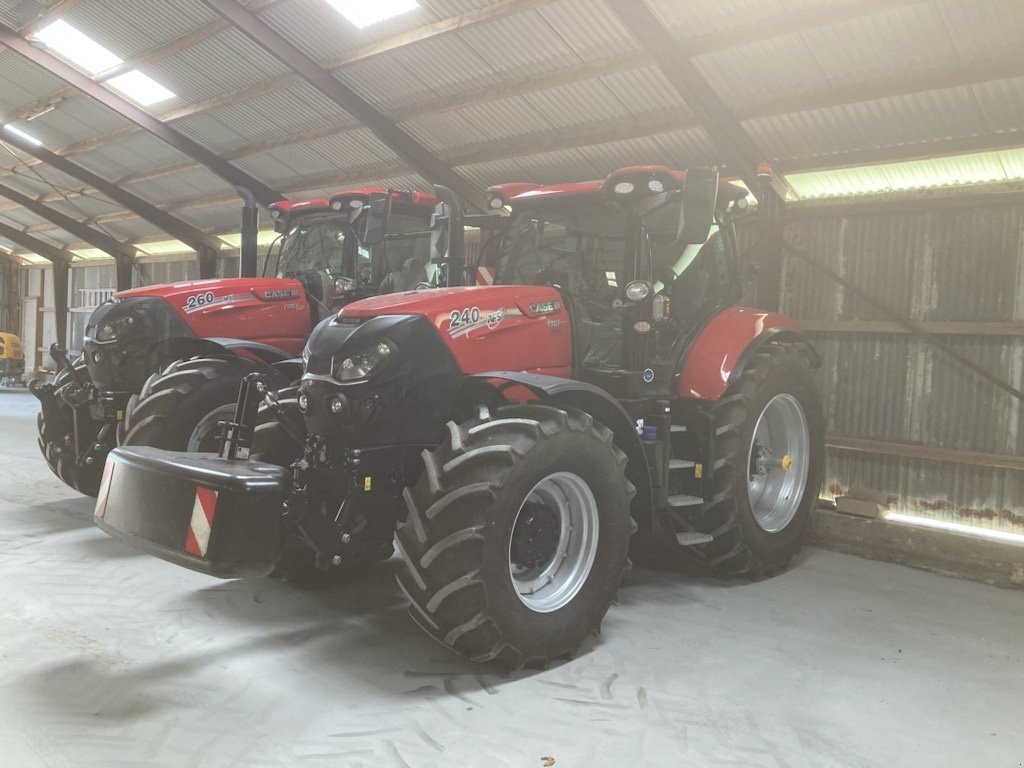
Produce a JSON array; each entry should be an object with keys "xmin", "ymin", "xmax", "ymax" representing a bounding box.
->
[
  {"xmin": 93, "ymin": 459, "xmax": 115, "ymax": 519},
  {"xmin": 185, "ymin": 486, "xmax": 219, "ymax": 558},
  {"xmin": 476, "ymin": 266, "xmax": 495, "ymax": 286}
]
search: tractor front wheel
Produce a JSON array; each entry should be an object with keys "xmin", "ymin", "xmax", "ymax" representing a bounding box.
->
[
  {"xmin": 37, "ymin": 359, "xmax": 105, "ymax": 497},
  {"xmin": 396, "ymin": 404, "xmax": 634, "ymax": 668},
  {"xmin": 121, "ymin": 356, "xmax": 282, "ymax": 451}
]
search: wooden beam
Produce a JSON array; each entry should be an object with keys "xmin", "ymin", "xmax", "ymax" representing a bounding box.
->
[
  {"xmin": 0, "ymin": 219, "xmax": 71, "ymax": 263},
  {"xmin": 827, "ymin": 435, "xmax": 1024, "ymax": 473},
  {"xmin": 801, "ymin": 320, "xmax": 1024, "ymax": 336},
  {"xmin": 203, "ymin": 0, "xmax": 487, "ymax": 211}
]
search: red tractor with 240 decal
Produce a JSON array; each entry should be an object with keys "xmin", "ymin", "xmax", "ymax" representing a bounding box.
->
[
  {"xmin": 92, "ymin": 166, "xmax": 824, "ymax": 667},
  {"xmin": 31, "ymin": 188, "xmax": 443, "ymax": 497}
]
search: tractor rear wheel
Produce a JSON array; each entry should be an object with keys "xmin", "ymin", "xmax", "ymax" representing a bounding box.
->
[
  {"xmin": 396, "ymin": 404, "xmax": 634, "ymax": 668},
  {"xmin": 121, "ymin": 356, "xmax": 282, "ymax": 451},
  {"xmin": 684, "ymin": 344, "xmax": 824, "ymax": 578},
  {"xmin": 37, "ymin": 359, "xmax": 104, "ymax": 497}
]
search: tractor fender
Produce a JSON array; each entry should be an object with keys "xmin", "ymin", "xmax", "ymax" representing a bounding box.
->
[
  {"xmin": 677, "ymin": 307, "xmax": 819, "ymax": 401},
  {"xmin": 145, "ymin": 337, "xmax": 290, "ymax": 377},
  {"xmin": 457, "ymin": 371, "xmax": 654, "ymax": 531}
]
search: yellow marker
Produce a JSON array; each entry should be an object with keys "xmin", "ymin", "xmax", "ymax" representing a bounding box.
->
[
  {"xmin": 363, "ymin": 476, "xmax": 372, "ymax": 492},
  {"xmin": 116, "ymin": 410, "xmax": 124, "ymax": 420},
  {"xmin": 694, "ymin": 463, "xmax": 703, "ymax": 479},
  {"xmin": 780, "ymin": 455, "xmax": 792, "ymax": 472}
]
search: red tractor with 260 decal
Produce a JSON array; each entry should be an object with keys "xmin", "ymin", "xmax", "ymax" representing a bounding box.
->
[
  {"xmin": 92, "ymin": 166, "xmax": 824, "ymax": 667},
  {"xmin": 31, "ymin": 188, "xmax": 442, "ymax": 497}
]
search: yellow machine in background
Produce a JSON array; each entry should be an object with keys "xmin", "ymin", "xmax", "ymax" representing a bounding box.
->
[{"xmin": 0, "ymin": 332, "xmax": 24, "ymax": 384}]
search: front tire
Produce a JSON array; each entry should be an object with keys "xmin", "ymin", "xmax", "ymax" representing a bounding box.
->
[
  {"xmin": 685, "ymin": 344, "xmax": 824, "ymax": 578},
  {"xmin": 396, "ymin": 404, "xmax": 634, "ymax": 668},
  {"xmin": 37, "ymin": 360, "xmax": 105, "ymax": 497},
  {"xmin": 121, "ymin": 356, "xmax": 282, "ymax": 451}
]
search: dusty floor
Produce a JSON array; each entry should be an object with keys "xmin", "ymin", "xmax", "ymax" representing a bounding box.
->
[{"xmin": 1, "ymin": 389, "xmax": 1022, "ymax": 767}]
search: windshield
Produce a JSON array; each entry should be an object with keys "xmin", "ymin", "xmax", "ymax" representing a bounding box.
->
[
  {"xmin": 276, "ymin": 212, "xmax": 352, "ymax": 279},
  {"xmin": 273, "ymin": 207, "xmax": 432, "ymax": 289},
  {"xmin": 495, "ymin": 201, "xmax": 627, "ymax": 302}
]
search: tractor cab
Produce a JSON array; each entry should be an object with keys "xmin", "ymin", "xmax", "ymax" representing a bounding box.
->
[
  {"xmin": 266, "ymin": 190, "xmax": 438, "ymax": 320},
  {"xmin": 490, "ymin": 166, "xmax": 749, "ymax": 395}
]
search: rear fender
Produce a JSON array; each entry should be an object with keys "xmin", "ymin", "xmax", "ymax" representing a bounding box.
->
[
  {"xmin": 677, "ymin": 307, "xmax": 819, "ymax": 401},
  {"xmin": 456, "ymin": 372, "xmax": 654, "ymax": 532}
]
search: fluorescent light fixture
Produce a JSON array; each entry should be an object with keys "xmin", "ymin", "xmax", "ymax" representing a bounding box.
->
[
  {"xmin": 107, "ymin": 70, "xmax": 175, "ymax": 106},
  {"xmin": 218, "ymin": 230, "xmax": 280, "ymax": 248},
  {"xmin": 33, "ymin": 19, "xmax": 122, "ymax": 74},
  {"xmin": 2, "ymin": 124, "xmax": 42, "ymax": 146},
  {"xmin": 885, "ymin": 512, "xmax": 1024, "ymax": 545},
  {"xmin": 326, "ymin": 0, "xmax": 419, "ymax": 28}
]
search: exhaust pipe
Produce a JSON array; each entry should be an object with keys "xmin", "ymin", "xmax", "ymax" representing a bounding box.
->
[
  {"xmin": 235, "ymin": 186, "xmax": 259, "ymax": 278},
  {"xmin": 431, "ymin": 185, "xmax": 464, "ymax": 286}
]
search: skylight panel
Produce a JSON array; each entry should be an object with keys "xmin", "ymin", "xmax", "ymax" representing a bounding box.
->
[
  {"xmin": 107, "ymin": 70, "xmax": 176, "ymax": 106},
  {"xmin": 2, "ymin": 124, "xmax": 42, "ymax": 146},
  {"xmin": 327, "ymin": 0, "xmax": 419, "ymax": 29},
  {"xmin": 33, "ymin": 19, "xmax": 122, "ymax": 75}
]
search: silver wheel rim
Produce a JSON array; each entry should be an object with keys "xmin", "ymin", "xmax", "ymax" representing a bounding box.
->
[
  {"xmin": 508, "ymin": 471, "xmax": 600, "ymax": 614},
  {"xmin": 747, "ymin": 393, "xmax": 810, "ymax": 533},
  {"xmin": 187, "ymin": 403, "xmax": 236, "ymax": 452}
]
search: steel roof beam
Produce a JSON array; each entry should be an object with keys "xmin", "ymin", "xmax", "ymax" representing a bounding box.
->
[
  {"xmin": 203, "ymin": 0, "xmax": 488, "ymax": 211},
  {"xmin": 1, "ymin": 129, "xmax": 222, "ymax": 277},
  {"xmin": 0, "ymin": 182, "xmax": 134, "ymax": 288},
  {"xmin": 0, "ymin": 21, "xmax": 284, "ymax": 209}
]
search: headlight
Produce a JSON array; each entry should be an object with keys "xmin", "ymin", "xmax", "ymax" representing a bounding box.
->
[
  {"xmin": 94, "ymin": 313, "xmax": 137, "ymax": 342},
  {"xmin": 624, "ymin": 280, "xmax": 652, "ymax": 302},
  {"xmin": 332, "ymin": 340, "xmax": 394, "ymax": 382},
  {"xmin": 334, "ymin": 276, "xmax": 356, "ymax": 293}
]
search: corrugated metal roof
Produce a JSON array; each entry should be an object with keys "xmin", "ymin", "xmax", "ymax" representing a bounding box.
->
[
  {"xmin": 2, "ymin": 0, "xmax": 1024, "ymax": 256},
  {"xmin": 59, "ymin": 0, "xmax": 220, "ymax": 60},
  {"xmin": 0, "ymin": 49, "xmax": 67, "ymax": 113},
  {"xmin": 145, "ymin": 26, "xmax": 293, "ymax": 106}
]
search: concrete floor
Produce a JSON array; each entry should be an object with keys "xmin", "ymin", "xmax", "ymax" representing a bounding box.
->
[{"xmin": 1, "ymin": 390, "xmax": 1022, "ymax": 768}]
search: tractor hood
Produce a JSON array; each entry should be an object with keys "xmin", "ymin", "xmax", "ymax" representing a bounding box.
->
[
  {"xmin": 114, "ymin": 277, "xmax": 310, "ymax": 345},
  {"xmin": 337, "ymin": 285, "xmax": 572, "ymax": 377}
]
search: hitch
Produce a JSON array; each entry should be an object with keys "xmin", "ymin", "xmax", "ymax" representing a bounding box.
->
[
  {"xmin": 218, "ymin": 373, "xmax": 266, "ymax": 460},
  {"xmin": 49, "ymin": 343, "xmax": 87, "ymax": 387}
]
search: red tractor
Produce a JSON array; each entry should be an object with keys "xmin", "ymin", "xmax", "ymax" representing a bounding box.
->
[
  {"xmin": 93, "ymin": 166, "xmax": 824, "ymax": 667},
  {"xmin": 32, "ymin": 188, "xmax": 442, "ymax": 497}
]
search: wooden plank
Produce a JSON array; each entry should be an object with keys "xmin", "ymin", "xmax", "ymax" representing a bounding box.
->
[
  {"xmin": 826, "ymin": 435, "xmax": 1024, "ymax": 472},
  {"xmin": 801, "ymin": 320, "xmax": 1024, "ymax": 336}
]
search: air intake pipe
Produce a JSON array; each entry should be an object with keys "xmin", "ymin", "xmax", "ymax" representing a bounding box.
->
[{"xmin": 235, "ymin": 186, "xmax": 259, "ymax": 278}]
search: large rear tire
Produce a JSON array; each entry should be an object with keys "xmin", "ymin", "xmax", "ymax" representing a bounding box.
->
[
  {"xmin": 684, "ymin": 344, "xmax": 824, "ymax": 578},
  {"xmin": 396, "ymin": 404, "xmax": 634, "ymax": 668},
  {"xmin": 37, "ymin": 360, "xmax": 104, "ymax": 497},
  {"xmin": 121, "ymin": 356, "xmax": 282, "ymax": 451}
]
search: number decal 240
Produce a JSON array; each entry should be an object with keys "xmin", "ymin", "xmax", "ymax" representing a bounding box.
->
[
  {"xmin": 185, "ymin": 291, "xmax": 215, "ymax": 310},
  {"xmin": 449, "ymin": 307, "xmax": 480, "ymax": 328}
]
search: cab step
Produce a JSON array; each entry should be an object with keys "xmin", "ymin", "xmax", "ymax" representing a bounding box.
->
[
  {"xmin": 669, "ymin": 458, "xmax": 695, "ymax": 471},
  {"xmin": 667, "ymin": 493, "xmax": 702, "ymax": 508},
  {"xmin": 675, "ymin": 532, "xmax": 714, "ymax": 546}
]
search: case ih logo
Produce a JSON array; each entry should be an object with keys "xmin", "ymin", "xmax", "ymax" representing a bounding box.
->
[{"xmin": 262, "ymin": 289, "xmax": 298, "ymax": 300}]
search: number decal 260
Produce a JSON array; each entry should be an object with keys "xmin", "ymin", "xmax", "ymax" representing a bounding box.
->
[
  {"xmin": 449, "ymin": 307, "xmax": 480, "ymax": 328},
  {"xmin": 185, "ymin": 291, "xmax": 215, "ymax": 310}
]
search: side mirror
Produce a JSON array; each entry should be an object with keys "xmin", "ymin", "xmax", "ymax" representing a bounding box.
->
[
  {"xmin": 431, "ymin": 185, "xmax": 465, "ymax": 286},
  {"xmin": 358, "ymin": 192, "xmax": 391, "ymax": 246},
  {"xmin": 677, "ymin": 167, "xmax": 719, "ymax": 244}
]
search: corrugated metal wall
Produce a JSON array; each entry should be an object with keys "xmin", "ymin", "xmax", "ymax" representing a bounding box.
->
[{"xmin": 741, "ymin": 199, "xmax": 1024, "ymax": 534}]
